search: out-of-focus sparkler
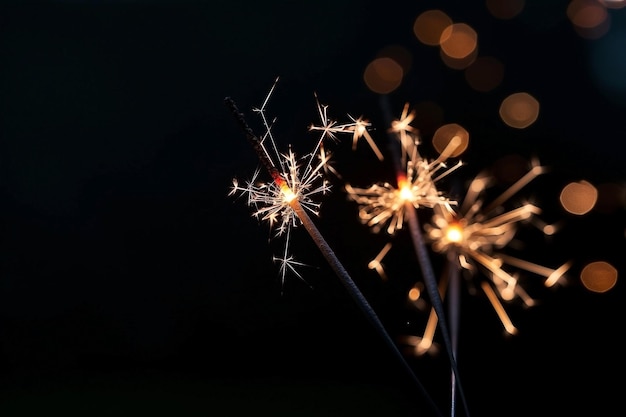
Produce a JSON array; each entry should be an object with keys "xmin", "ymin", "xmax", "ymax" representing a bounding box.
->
[
  {"xmin": 411, "ymin": 160, "xmax": 572, "ymax": 345},
  {"xmin": 225, "ymin": 81, "xmax": 445, "ymax": 417},
  {"xmin": 346, "ymin": 95, "xmax": 470, "ymax": 417}
]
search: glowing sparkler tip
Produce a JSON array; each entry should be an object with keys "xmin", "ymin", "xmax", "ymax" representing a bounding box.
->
[
  {"xmin": 445, "ymin": 222, "xmax": 464, "ymax": 243},
  {"xmin": 280, "ymin": 185, "xmax": 297, "ymax": 203}
]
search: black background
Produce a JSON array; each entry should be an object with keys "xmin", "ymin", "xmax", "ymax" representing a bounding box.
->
[{"xmin": 1, "ymin": 1, "xmax": 624, "ymax": 416}]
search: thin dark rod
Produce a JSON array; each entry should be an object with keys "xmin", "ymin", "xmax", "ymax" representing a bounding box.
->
[
  {"xmin": 379, "ymin": 94, "xmax": 471, "ymax": 417},
  {"xmin": 226, "ymin": 96, "xmax": 444, "ymax": 417}
]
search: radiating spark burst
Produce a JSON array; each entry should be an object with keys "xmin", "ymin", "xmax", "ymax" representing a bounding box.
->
[
  {"xmin": 346, "ymin": 132, "xmax": 462, "ymax": 236},
  {"xmin": 308, "ymin": 94, "xmax": 384, "ymax": 171},
  {"xmin": 355, "ymin": 99, "xmax": 472, "ymax": 415},
  {"xmin": 228, "ymin": 80, "xmax": 332, "ymax": 288},
  {"xmin": 401, "ymin": 158, "xmax": 573, "ymax": 353}
]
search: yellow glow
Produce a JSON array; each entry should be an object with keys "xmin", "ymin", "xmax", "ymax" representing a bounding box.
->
[
  {"xmin": 280, "ymin": 185, "xmax": 297, "ymax": 203},
  {"xmin": 445, "ymin": 222, "xmax": 464, "ymax": 243},
  {"xmin": 399, "ymin": 184, "xmax": 413, "ymax": 201}
]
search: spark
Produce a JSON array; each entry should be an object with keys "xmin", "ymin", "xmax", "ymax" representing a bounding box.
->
[
  {"xmin": 348, "ymin": 97, "xmax": 471, "ymax": 417},
  {"xmin": 389, "ymin": 102, "xmax": 418, "ymax": 162},
  {"xmin": 416, "ymin": 159, "xmax": 572, "ymax": 341},
  {"xmin": 230, "ymin": 146, "xmax": 330, "ymax": 240},
  {"xmin": 346, "ymin": 136, "xmax": 461, "ymax": 235},
  {"xmin": 309, "ymin": 94, "xmax": 384, "ymax": 164},
  {"xmin": 228, "ymin": 82, "xmax": 332, "ymax": 287}
]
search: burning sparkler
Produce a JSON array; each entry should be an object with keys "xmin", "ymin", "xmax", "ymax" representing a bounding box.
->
[
  {"xmin": 226, "ymin": 80, "xmax": 445, "ymax": 417},
  {"xmin": 345, "ymin": 95, "xmax": 471, "ymax": 417},
  {"xmin": 405, "ymin": 159, "xmax": 573, "ymax": 350}
]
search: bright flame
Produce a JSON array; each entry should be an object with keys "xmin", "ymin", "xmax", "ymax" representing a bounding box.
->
[
  {"xmin": 445, "ymin": 222, "xmax": 464, "ymax": 243},
  {"xmin": 281, "ymin": 185, "xmax": 297, "ymax": 203}
]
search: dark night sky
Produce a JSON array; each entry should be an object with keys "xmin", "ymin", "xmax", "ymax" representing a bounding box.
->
[{"xmin": 0, "ymin": 1, "xmax": 624, "ymax": 416}]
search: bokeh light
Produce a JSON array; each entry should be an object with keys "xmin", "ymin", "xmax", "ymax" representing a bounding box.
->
[
  {"xmin": 567, "ymin": 0, "xmax": 611, "ymax": 39},
  {"xmin": 363, "ymin": 57, "xmax": 404, "ymax": 94},
  {"xmin": 580, "ymin": 261, "xmax": 618, "ymax": 292},
  {"xmin": 464, "ymin": 56, "xmax": 505, "ymax": 92},
  {"xmin": 413, "ymin": 9, "xmax": 453, "ymax": 46},
  {"xmin": 559, "ymin": 180, "xmax": 598, "ymax": 215},
  {"xmin": 439, "ymin": 23, "xmax": 478, "ymax": 60},
  {"xmin": 432, "ymin": 123, "xmax": 469, "ymax": 157},
  {"xmin": 499, "ymin": 92, "xmax": 540, "ymax": 128},
  {"xmin": 486, "ymin": 0, "xmax": 525, "ymax": 19}
]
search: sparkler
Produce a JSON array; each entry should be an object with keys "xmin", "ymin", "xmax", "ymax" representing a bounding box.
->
[
  {"xmin": 346, "ymin": 95, "xmax": 470, "ymax": 417},
  {"xmin": 414, "ymin": 160, "xmax": 572, "ymax": 343},
  {"xmin": 225, "ymin": 81, "xmax": 445, "ymax": 417}
]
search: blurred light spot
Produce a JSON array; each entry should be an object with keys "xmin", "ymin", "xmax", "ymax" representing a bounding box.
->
[
  {"xmin": 440, "ymin": 23, "xmax": 478, "ymax": 59},
  {"xmin": 595, "ymin": 182, "xmax": 626, "ymax": 213},
  {"xmin": 377, "ymin": 44, "xmax": 413, "ymax": 74},
  {"xmin": 432, "ymin": 123, "xmax": 469, "ymax": 157},
  {"xmin": 363, "ymin": 57, "xmax": 403, "ymax": 94},
  {"xmin": 413, "ymin": 9, "xmax": 453, "ymax": 46},
  {"xmin": 408, "ymin": 286, "xmax": 421, "ymax": 301},
  {"xmin": 499, "ymin": 92, "xmax": 539, "ymax": 128},
  {"xmin": 464, "ymin": 56, "xmax": 504, "ymax": 92},
  {"xmin": 543, "ymin": 224, "xmax": 557, "ymax": 235},
  {"xmin": 559, "ymin": 180, "xmax": 598, "ymax": 215},
  {"xmin": 486, "ymin": 0, "xmax": 525, "ymax": 19},
  {"xmin": 567, "ymin": 0, "xmax": 611, "ymax": 39},
  {"xmin": 440, "ymin": 47, "xmax": 478, "ymax": 70},
  {"xmin": 580, "ymin": 261, "xmax": 618, "ymax": 293}
]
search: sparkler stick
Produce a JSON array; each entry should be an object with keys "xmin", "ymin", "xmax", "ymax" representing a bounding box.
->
[
  {"xmin": 378, "ymin": 94, "xmax": 471, "ymax": 417},
  {"xmin": 446, "ymin": 249, "xmax": 461, "ymax": 417},
  {"xmin": 225, "ymin": 96, "xmax": 445, "ymax": 417}
]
